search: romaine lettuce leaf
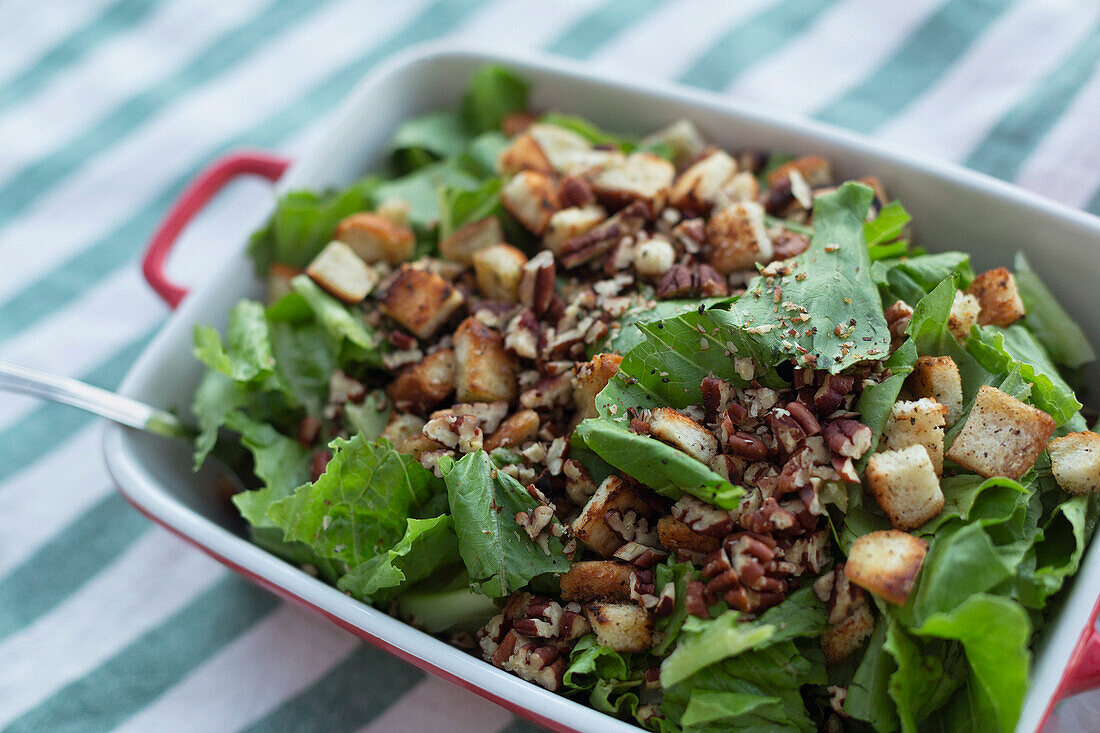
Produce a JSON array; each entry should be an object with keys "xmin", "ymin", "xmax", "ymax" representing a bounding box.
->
[
  {"xmin": 1014, "ymin": 253, "xmax": 1096, "ymax": 369},
  {"xmin": 460, "ymin": 65, "xmax": 529, "ymax": 135},
  {"xmin": 227, "ymin": 412, "xmax": 311, "ymax": 527},
  {"xmin": 563, "ymin": 634, "xmax": 637, "ymax": 691},
  {"xmin": 863, "ymin": 201, "xmax": 911, "ymax": 247},
  {"xmin": 872, "ymin": 251, "xmax": 974, "ymax": 306},
  {"xmin": 338, "ymin": 515, "xmax": 460, "ymax": 603},
  {"xmin": 652, "ymin": 560, "xmax": 693, "ymax": 656},
  {"xmin": 288, "ymin": 274, "xmax": 384, "ymax": 366},
  {"xmin": 389, "ymin": 110, "xmax": 471, "ymax": 174},
  {"xmin": 884, "ymin": 621, "xmax": 966, "ymax": 733},
  {"xmin": 192, "ymin": 300, "xmax": 276, "ymax": 382}
]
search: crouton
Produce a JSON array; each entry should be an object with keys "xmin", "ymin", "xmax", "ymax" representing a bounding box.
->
[
  {"xmin": 705, "ymin": 201, "xmax": 774, "ymax": 275},
  {"xmin": 500, "ymin": 170, "xmax": 560, "ymax": 235},
  {"xmin": 572, "ymin": 476, "xmax": 653, "ymax": 557},
  {"xmin": 634, "ymin": 237, "xmax": 676, "ymax": 280},
  {"xmin": 305, "ymin": 241, "xmax": 378, "ymax": 304},
  {"xmin": 669, "ymin": 149, "xmax": 737, "ymax": 211},
  {"xmin": 560, "ymin": 561, "xmax": 636, "ymax": 602},
  {"xmin": 966, "ymin": 267, "xmax": 1026, "ymax": 327},
  {"xmin": 948, "ymin": 291, "xmax": 981, "ymax": 339},
  {"xmin": 380, "ymin": 413, "xmax": 426, "ymax": 445},
  {"xmin": 822, "ymin": 603, "xmax": 875, "ymax": 664},
  {"xmin": 590, "ymin": 152, "xmax": 675, "ymax": 212},
  {"xmin": 656, "ymin": 516, "xmax": 720, "ymax": 555},
  {"xmin": 374, "ymin": 197, "xmax": 410, "ymax": 227},
  {"xmin": 473, "ymin": 244, "xmax": 528, "ymax": 303},
  {"xmin": 908, "ymin": 356, "xmax": 963, "ymax": 426},
  {"xmin": 766, "ymin": 155, "xmax": 833, "ymax": 188},
  {"xmin": 859, "ymin": 176, "xmax": 889, "ymax": 205},
  {"xmin": 1048, "ymin": 431, "xmax": 1100, "ymax": 495},
  {"xmin": 378, "ymin": 265, "xmax": 465, "ymax": 340},
  {"xmin": 640, "ymin": 119, "xmax": 706, "ymax": 169},
  {"xmin": 334, "ymin": 212, "xmax": 415, "ymax": 265},
  {"xmin": 397, "ymin": 434, "xmax": 445, "ymax": 460},
  {"xmin": 267, "ymin": 263, "xmax": 301, "ymax": 304},
  {"xmin": 573, "ymin": 353, "xmax": 623, "ymax": 420},
  {"xmin": 880, "ymin": 399, "xmax": 948, "ymax": 474},
  {"xmin": 439, "ymin": 216, "xmax": 503, "ymax": 265},
  {"xmin": 453, "ymin": 317, "xmax": 518, "ymax": 404},
  {"xmin": 945, "ymin": 385, "xmax": 1056, "ymax": 479},
  {"xmin": 497, "ymin": 133, "xmax": 552, "ymax": 175},
  {"xmin": 866, "ymin": 445, "xmax": 944, "ymax": 530},
  {"xmin": 484, "ymin": 409, "xmax": 540, "ymax": 451},
  {"xmin": 647, "ymin": 407, "xmax": 719, "ymax": 464},
  {"xmin": 583, "ymin": 601, "xmax": 652, "ymax": 652},
  {"xmin": 543, "ymin": 205, "xmax": 608, "ymax": 255},
  {"xmin": 385, "ymin": 348, "xmax": 456, "ymax": 414},
  {"xmin": 845, "ymin": 530, "xmax": 928, "ymax": 606},
  {"xmin": 526, "ymin": 123, "xmax": 594, "ymax": 172},
  {"xmin": 714, "ymin": 171, "xmax": 759, "ymax": 209}
]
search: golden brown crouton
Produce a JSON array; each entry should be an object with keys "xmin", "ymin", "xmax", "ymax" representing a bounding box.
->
[
  {"xmin": 497, "ymin": 133, "xmax": 552, "ymax": 175},
  {"xmin": 305, "ymin": 241, "xmax": 378, "ymax": 304},
  {"xmin": 880, "ymin": 399, "xmax": 948, "ymax": 474},
  {"xmin": 766, "ymin": 155, "xmax": 833, "ymax": 188},
  {"xmin": 966, "ymin": 267, "xmax": 1026, "ymax": 327},
  {"xmin": 908, "ymin": 356, "xmax": 963, "ymax": 426},
  {"xmin": 583, "ymin": 601, "xmax": 652, "ymax": 652},
  {"xmin": 945, "ymin": 385, "xmax": 1056, "ymax": 479},
  {"xmin": 380, "ymin": 413, "xmax": 426, "ymax": 446},
  {"xmin": 500, "ymin": 170, "xmax": 560, "ymax": 235},
  {"xmin": 705, "ymin": 201, "xmax": 774, "ymax": 275},
  {"xmin": 453, "ymin": 317, "xmax": 518, "ymax": 404},
  {"xmin": 560, "ymin": 561, "xmax": 636, "ymax": 601},
  {"xmin": 543, "ymin": 204, "xmax": 608, "ymax": 255},
  {"xmin": 948, "ymin": 291, "xmax": 981, "ymax": 339},
  {"xmin": 397, "ymin": 433, "xmax": 445, "ymax": 460},
  {"xmin": 484, "ymin": 409, "xmax": 540, "ymax": 451},
  {"xmin": 473, "ymin": 244, "xmax": 528, "ymax": 303},
  {"xmin": 573, "ymin": 353, "xmax": 623, "ymax": 420},
  {"xmin": 634, "ymin": 237, "xmax": 676, "ymax": 280},
  {"xmin": 334, "ymin": 212, "xmax": 415, "ymax": 265},
  {"xmin": 267, "ymin": 263, "xmax": 301, "ymax": 304},
  {"xmin": 1048, "ymin": 431, "xmax": 1100, "ymax": 495},
  {"xmin": 822, "ymin": 603, "xmax": 875, "ymax": 664},
  {"xmin": 527, "ymin": 123, "xmax": 618, "ymax": 175},
  {"xmin": 641, "ymin": 119, "xmax": 706, "ymax": 169},
  {"xmin": 378, "ymin": 265, "xmax": 465, "ymax": 340},
  {"xmin": 439, "ymin": 217, "xmax": 503, "ymax": 265},
  {"xmin": 385, "ymin": 348, "xmax": 456, "ymax": 414},
  {"xmin": 590, "ymin": 152, "xmax": 675, "ymax": 212},
  {"xmin": 866, "ymin": 445, "xmax": 945, "ymax": 530},
  {"xmin": 656, "ymin": 516, "xmax": 720, "ymax": 555},
  {"xmin": 846, "ymin": 530, "xmax": 928, "ymax": 606},
  {"xmin": 714, "ymin": 171, "xmax": 759, "ymax": 209},
  {"xmin": 572, "ymin": 476, "xmax": 653, "ymax": 557},
  {"xmin": 647, "ymin": 407, "xmax": 719, "ymax": 464},
  {"xmin": 669, "ymin": 149, "xmax": 737, "ymax": 211}
]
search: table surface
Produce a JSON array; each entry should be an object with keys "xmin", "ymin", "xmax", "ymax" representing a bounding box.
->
[{"xmin": 2, "ymin": 0, "xmax": 1100, "ymax": 730}]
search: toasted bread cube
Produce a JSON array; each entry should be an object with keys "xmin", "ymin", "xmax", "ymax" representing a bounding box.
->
[
  {"xmin": 846, "ymin": 530, "xmax": 928, "ymax": 606},
  {"xmin": 573, "ymin": 353, "xmax": 623, "ymax": 420},
  {"xmin": 647, "ymin": 407, "xmax": 719, "ymax": 464},
  {"xmin": 526, "ymin": 123, "xmax": 593, "ymax": 171},
  {"xmin": 670, "ymin": 149, "xmax": 737, "ymax": 211},
  {"xmin": 945, "ymin": 385, "xmax": 1056, "ymax": 479},
  {"xmin": 385, "ymin": 348, "xmax": 456, "ymax": 414},
  {"xmin": 656, "ymin": 516, "xmax": 720, "ymax": 554},
  {"xmin": 439, "ymin": 217, "xmax": 503, "ymax": 265},
  {"xmin": 634, "ymin": 237, "xmax": 676, "ymax": 280},
  {"xmin": 591, "ymin": 152, "xmax": 675, "ymax": 212},
  {"xmin": 500, "ymin": 170, "xmax": 560, "ymax": 235},
  {"xmin": 484, "ymin": 409, "xmax": 540, "ymax": 451},
  {"xmin": 379, "ymin": 265, "xmax": 465, "ymax": 340},
  {"xmin": 380, "ymin": 413, "xmax": 426, "ymax": 445},
  {"xmin": 374, "ymin": 197, "xmax": 410, "ymax": 227},
  {"xmin": 473, "ymin": 244, "xmax": 528, "ymax": 303},
  {"xmin": 453, "ymin": 317, "xmax": 517, "ymax": 404},
  {"xmin": 881, "ymin": 399, "xmax": 948, "ymax": 474},
  {"xmin": 822, "ymin": 602, "xmax": 874, "ymax": 664},
  {"xmin": 705, "ymin": 201, "xmax": 774, "ymax": 275},
  {"xmin": 641, "ymin": 119, "xmax": 706, "ymax": 169},
  {"xmin": 397, "ymin": 433, "xmax": 445, "ymax": 460},
  {"xmin": 766, "ymin": 155, "xmax": 833, "ymax": 188},
  {"xmin": 572, "ymin": 476, "xmax": 652, "ymax": 557},
  {"xmin": 267, "ymin": 263, "xmax": 301, "ymax": 304},
  {"xmin": 866, "ymin": 445, "xmax": 944, "ymax": 530},
  {"xmin": 584, "ymin": 601, "xmax": 652, "ymax": 652},
  {"xmin": 1049, "ymin": 432, "xmax": 1100, "ymax": 495},
  {"xmin": 305, "ymin": 241, "xmax": 378, "ymax": 303},
  {"xmin": 544, "ymin": 205, "xmax": 607, "ymax": 255},
  {"xmin": 714, "ymin": 171, "xmax": 759, "ymax": 209},
  {"xmin": 560, "ymin": 561, "xmax": 636, "ymax": 602},
  {"xmin": 498, "ymin": 133, "xmax": 552, "ymax": 175},
  {"xmin": 334, "ymin": 212, "xmax": 415, "ymax": 265},
  {"xmin": 948, "ymin": 291, "xmax": 981, "ymax": 339},
  {"xmin": 966, "ymin": 267, "xmax": 1026, "ymax": 327},
  {"xmin": 908, "ymin": 356, "xmax": 963, "ymax": 427}
]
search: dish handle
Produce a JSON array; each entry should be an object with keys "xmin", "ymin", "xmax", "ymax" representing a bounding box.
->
[
  {"xmin": 142, "ymin": 151, "xmax": 291, "ymax": 308},
  {"xmin": 1046, "ymin": 593, "xmax": 1100, "ymax": 722}
]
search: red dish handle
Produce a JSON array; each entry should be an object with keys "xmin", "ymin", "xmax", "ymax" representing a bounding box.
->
[
  {"xmin": 1041, "ymin": 593, "xmax": 1100, "ymax": 729},
  {"xmin": 143, "ymin": 151, "xmax": 291, "ymax": 309}
]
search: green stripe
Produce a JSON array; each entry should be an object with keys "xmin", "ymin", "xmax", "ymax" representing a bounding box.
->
[
  {"xmin": 815, "ymin": 0, "xmax": 1014, "ymax": 133},
  {"xmin": 0, "ymin": 493, "xmax": 146, "ymax": 643},
  {"xmin": 546, "ymin": 0, "xmax": 667, "ymax": 57},
  {"xmin": 5, "ymin": 576, "xmax": 277, "ymax": 733},
  {"xmin": 0, "ymin": 0, "xmax": 158, "ymax": 113},
  {"xmin": 0, "ymin": 0, "xmax": 329, "ymax": 224},
  {"xmin": 678, "ymin": 0, "xmax": 830, "ymax": 91},
  {"xmin": 1086, "ymin": 185, "xmax": 1100, "ymax": 217},
  {"xmin": 965, "ymin": 15, "xmax": 1100, "ymax": 181},
  {"xmin": 238, "ymin": 645, "xmax": 423, "ymax": 733}
]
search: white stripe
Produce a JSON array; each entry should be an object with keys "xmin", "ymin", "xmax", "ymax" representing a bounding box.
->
[
  {"xmin": 0, "ymin": 427, "xmax": 113, "ymax": 580},
  {"xmin": 0, "ymin": 529, "xmax": 224, "ymax": 728},
  {"xmin": 588, "ymin": 0, "xmax": 779, "ymax": 81},
  {"xmin": 357, "ymin": 675, "xmax": 516, "ymax": 733},
  {"xmin": 726, "ymin": 0, "xmax": 947, "ymax": 115},
  {"xmin": 0, "ymin": 0, "xmax": 269, "ymax": 188},
  {"xmin": 0, "ymin": 0, "xmax": 432, "ymax": 304},
  {"xmin": 875, "ymin": 0, "xmax": 1100, "ymax": 161},
  {"xmin": 449, "ymin": 0, "xmax": 602, "ymax": 50},
  {"xmin": 113, "ymin": 603, "xmax": 360, "ymax": 733},
  {"xmin": 1014, "ymin": 60, "xmax": 1100, "ymax": 207},
  {"xmin": 0, "ymin": 0, "xmax": 117, "ymax": 89}
]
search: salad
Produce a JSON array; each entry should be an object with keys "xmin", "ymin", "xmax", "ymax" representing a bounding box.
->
[{"xmin": 190, "ymin": 66, "xmax": 1100, "ymax": 732}]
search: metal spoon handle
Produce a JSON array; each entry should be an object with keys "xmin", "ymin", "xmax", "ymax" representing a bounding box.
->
[{"xmin": 0, "ymin": 359, "xmax": 194, "ymax": 439}]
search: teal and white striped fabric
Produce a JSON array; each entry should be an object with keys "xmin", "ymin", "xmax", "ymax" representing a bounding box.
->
[{"xmin": 2, "ymin": 0, "xmax": 1100, "ymax": 730}]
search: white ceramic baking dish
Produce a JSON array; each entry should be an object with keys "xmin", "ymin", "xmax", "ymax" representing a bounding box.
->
[{"xmin": 104, "ymin": 41, "xmax": 1100, "ymax": 732}]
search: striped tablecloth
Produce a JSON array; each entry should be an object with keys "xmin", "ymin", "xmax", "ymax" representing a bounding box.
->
[{"xmin": 2, "ymin": 0, "xmax": 1099, "ymax": 730}]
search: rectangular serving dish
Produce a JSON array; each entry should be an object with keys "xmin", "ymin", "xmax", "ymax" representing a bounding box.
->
[{"xmin": 104, "ymin": 41, "xmax": 1100, "ymax": 732}]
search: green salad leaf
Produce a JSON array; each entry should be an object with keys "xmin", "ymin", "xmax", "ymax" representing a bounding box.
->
[
  {"xmin": 338, "ymin": 515, "xmax": 461, "ymax": 603},
  {"xmin": 863, "ymin": 200, "xmax": 911, "ymax": 247},
  {"xmin": 192, "ymin": 300, "xmax": 275, "ymax": 382},
  {"xmin": 460, "ymin": 65, "xmax": 529, "ymax": 134},
  {"xmin": 1014, "ymin": 253, "xmax": 1096, "ymax": 369},
  {"xmin": 563, "ymin": 634, "xmax": 637, "ymax": 691}
]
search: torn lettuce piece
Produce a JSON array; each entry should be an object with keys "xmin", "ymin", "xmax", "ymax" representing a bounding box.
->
[
  {"xmin": 1014, "ymin": 252, "xmax": 1096, "ymax": 369},
  {"xmin": 338, "ymin": 515, "xmax": 460, "ymax": 604},
  {"xmin": 192, "ymin": 300, "xmax": 276, "ymax": 383},
  {"xmin": 395, "ymin": 568, "xmax": 500, "ymax": 633},
  {"xmin": 652, "ymin": 560, "xmax": 693, "ymax": 656},
  {"xmin": 863, "ymin": 200, "xmax": 911, "ymax": 247},
  {"xmin": 884, "ymin": 621, "xmax": 967, "ymax": 733},
  {"xmin": 563, "ymin": 634, "xmax": 638, "ymax": 691},
  {"xmin": 872, "ymin": 251, "xmax": 974, "ymax": 306},
  {"xmin": 460, "ymin": 65, "xmax": 529, "ymax": 134},
  {"xmin": 228, "ymin": 412, "xmax": 312, "ymax": 527}
]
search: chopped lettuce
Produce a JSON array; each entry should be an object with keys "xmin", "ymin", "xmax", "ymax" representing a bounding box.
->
[
  {"xmin": 1013, "ymin": 252, "xmax": 1096, "ymax": 368},
  {"xmin": 338, "ymin": 515, "xmax": 461, "ymax": 603},
  {"xmin": 863, "ymin": 200, "xmax": 911, "ymax": 247}
]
